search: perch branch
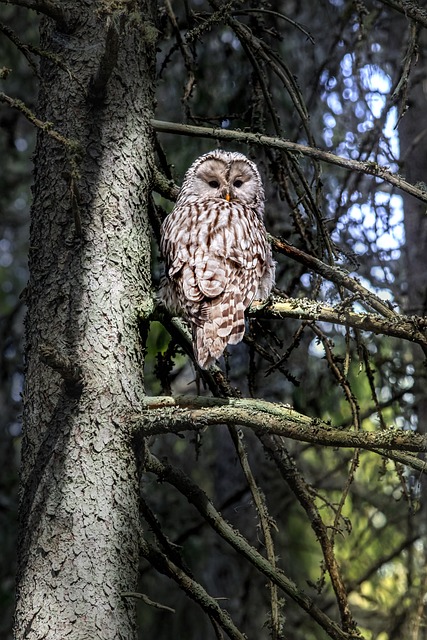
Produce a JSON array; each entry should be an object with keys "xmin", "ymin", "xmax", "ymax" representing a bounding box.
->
[
  {"xmin": 270, "ymin": 238, "xmax": 396, "ymax": 319},
  {"xmin": 250, "ymin": 297, "xmax": 427, "ymax": 348}
]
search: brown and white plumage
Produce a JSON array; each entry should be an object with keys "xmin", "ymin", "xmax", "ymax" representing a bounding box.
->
[{"xmin": 160, "ymin": 149, "xmax": 275, "ymax": 368}]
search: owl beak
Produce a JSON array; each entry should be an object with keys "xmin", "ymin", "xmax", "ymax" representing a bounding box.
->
[{"xmin": 225, "ymin": 193, "xmax": 231, "ymax": 202}]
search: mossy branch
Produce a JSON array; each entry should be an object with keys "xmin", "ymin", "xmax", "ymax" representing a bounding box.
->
[
  {"xmin": 0, "ymin": 92, "xmax": 83, "ymax": 233},
  {"xmin": 0, "ymin": 92, "xmax": 80, "ymax": 151},
  {"xmin": 270, "ymin": 238, "xmax": 396, "ymax": 319},
  {"xmin": 134, "ymin": 395, "xmax": 427, "ymax": 462},
  {"xmin": 250, "ymin": 297, "xmax": 427, "ymax": 349}
]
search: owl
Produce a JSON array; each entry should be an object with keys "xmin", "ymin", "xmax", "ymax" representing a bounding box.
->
[{"xmin": 160, "ymin": 149, "xmax": 275, "ymax": 369}]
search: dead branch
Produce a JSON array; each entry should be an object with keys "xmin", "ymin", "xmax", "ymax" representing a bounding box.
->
[
  {"xmin": 0, "ymin": 0, "xmax": 69, "ymax": 29},
  {"xmin": 143, "ymin": 451, "xmax": 358, "ymax": 640},
  {"xmin": 151, "ymin": 119, "xmax": 427, "ymax": 203}
]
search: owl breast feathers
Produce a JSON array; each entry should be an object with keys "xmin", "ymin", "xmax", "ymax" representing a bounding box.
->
[{"xmin": 160, "ymin": 149, "xmax": 275, "ymax": 369}]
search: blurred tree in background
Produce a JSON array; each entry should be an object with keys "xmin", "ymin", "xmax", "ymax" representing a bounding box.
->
[{"xmin": 1, "ymin": 1, "xmax": 427, "ymax": 639}]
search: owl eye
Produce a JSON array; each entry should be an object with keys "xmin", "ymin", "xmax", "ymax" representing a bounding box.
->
[
  {"xmin": 233, "ymin": 180, "xmax": 243, "ymax": 188},
  {"xmin": 208, "ymin": 180, "xmax": 219, "ymax": 188}
]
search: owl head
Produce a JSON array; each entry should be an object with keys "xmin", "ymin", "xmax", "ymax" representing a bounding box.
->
[{"xmin": 177, "ymin": 149, "xmax": 265, "ymax": 216}]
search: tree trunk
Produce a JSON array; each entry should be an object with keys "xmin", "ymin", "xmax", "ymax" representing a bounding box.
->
[
  {"xmin": 14, "ymin": 3, "xmax": 157, "ymax": 638},
  {"xmin": 399, "ymin": 27, "xmax": 427, "ymax": 640},
  {"xmin": 400, "ymin": 29, "xmax": 427, "ymax": 443},
  {"xmin": 401, "ymin": 31, "xmax": 427, "ymax": 320}
]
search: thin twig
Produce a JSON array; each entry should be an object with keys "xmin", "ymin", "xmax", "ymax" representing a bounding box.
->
[
  {"xmin": 121, "ymin": 591, "xmax": 175, "ymax": 613},
  {"xmin": 232, "ymin": 8, "xmax": 314, "ymax": 43}
]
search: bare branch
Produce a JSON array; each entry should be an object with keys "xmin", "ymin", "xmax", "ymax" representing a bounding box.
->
[
  {"xmin": 376, "ymin": 0, "xmax": 427, "ymax": 29},
  {"xmin": 232, "ymin": 8, "xmax": 315, "ymax": 44},
  {"xmin": 144, "ymin": 451, "xmax": 357, "ymax": 640},
  {"xmin": 140, "ymin": 538, "xmax": 246, "ymax": 640},
  {"xmin": 151, "ymin": 119, "xmax": 427, "ymax": 203},
  {"xmin": 0, "ymin": 0, "xmax": 69, "ymax": 29}
]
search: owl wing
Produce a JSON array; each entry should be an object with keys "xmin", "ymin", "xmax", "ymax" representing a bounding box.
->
[
  {"xmin": 161, "ymin": 200, "xmax": 273, "ymax": 367},
  {"xmin": 193, "ymin": 201, "xmax": 266, "ymax": 297},
  {"xmin": 194, "ymin": 202, "xmax": 268, "ymax": 354}
]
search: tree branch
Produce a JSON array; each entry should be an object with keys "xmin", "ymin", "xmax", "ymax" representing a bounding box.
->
[
  {"xmin": 0, "ymin": 0, "xmax": 70, "ymax": 29},
  {"xmin": 260, "ymin": 435, "xmax": 358, "ymax": 634},
  {"xmin": 0, "ymin": 92, "xmax": 81, "ymax": 152},
  {"xmin": 376, "ymin": 0, "xmax": 427, "ymax": 29},
  {"xmin": 144, "ymin": 451, "xmax": 358, "ymax": 640},
  {"xmin": 140, "ymin": 538, "xmax": 246, "ymax": 640},
  {"xmin": 270, "ymin": 238, "xmax": 396, "ymax": 319},
  {"xmin": 250, "ymin": 297, "xmax": 427, "ymax": 348},
  {"xmin": 151, "ymin": 119, "xmax": 427, "ymax": 203},
  {"xmin": 228, "ymin": 425, "xmax": 283, "ymax": 639},
  {"xmin": 133, "ymin": 396, "xmax": 427, "ymax": 458},
  {"xmin": 121, "ymin": 591, "xmax": 175, "ymax": 614}
]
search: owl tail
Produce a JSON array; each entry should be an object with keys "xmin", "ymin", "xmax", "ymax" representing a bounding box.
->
[{"xmin": 193, "ymin": 294, "xmax": 246, "ymax": 368}]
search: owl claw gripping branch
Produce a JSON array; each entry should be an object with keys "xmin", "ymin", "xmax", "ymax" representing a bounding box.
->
[{"xmin": 160, "ymin": 150, "xmax": 276, "ymax": 369}]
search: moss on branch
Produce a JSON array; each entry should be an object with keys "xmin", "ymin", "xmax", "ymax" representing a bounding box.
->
[{"xmin": 133, "ymin": 395, "xmax": 427, "ymax": 464}]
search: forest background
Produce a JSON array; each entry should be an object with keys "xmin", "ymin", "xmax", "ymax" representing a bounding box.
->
[{"xmin": 1, "ymin": 1, "xmax": 427, "ymax": 639}]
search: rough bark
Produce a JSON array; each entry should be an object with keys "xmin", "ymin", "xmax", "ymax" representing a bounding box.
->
[
  {"xmin": 14, "ymin": 3, "xmax": 157, "ymax": 638},
  {"xmin": 399, "ymin": 26, "xmax": 427, "ymax": 638},
  {"xmin": 400, "ymin": 30, "xmax": 427, "ymax": 439},
  {"xmin": 400, "ymin": 32, "xmax": 427, "ymax": 318}
]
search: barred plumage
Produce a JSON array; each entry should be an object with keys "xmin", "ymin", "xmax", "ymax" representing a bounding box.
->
[{"xmin": 160, "ymin": 149, "xmax": 275, "ymax": 368}]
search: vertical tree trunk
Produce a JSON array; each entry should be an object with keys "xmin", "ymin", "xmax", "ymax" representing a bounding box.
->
[
  {"xmin": 14, "ymin": 3, "xmax": 157, "ymax": 638},
  {"xmin": 400, "ymin": 30, "xmax": 427, "ymax": 439},
  {"xmin": 401, "ymin": 31, "xmax": 427, "ymax": 320},
  {"xmin": 399, "ymin": 29, "xmax": 427, "ymax": 640}
]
